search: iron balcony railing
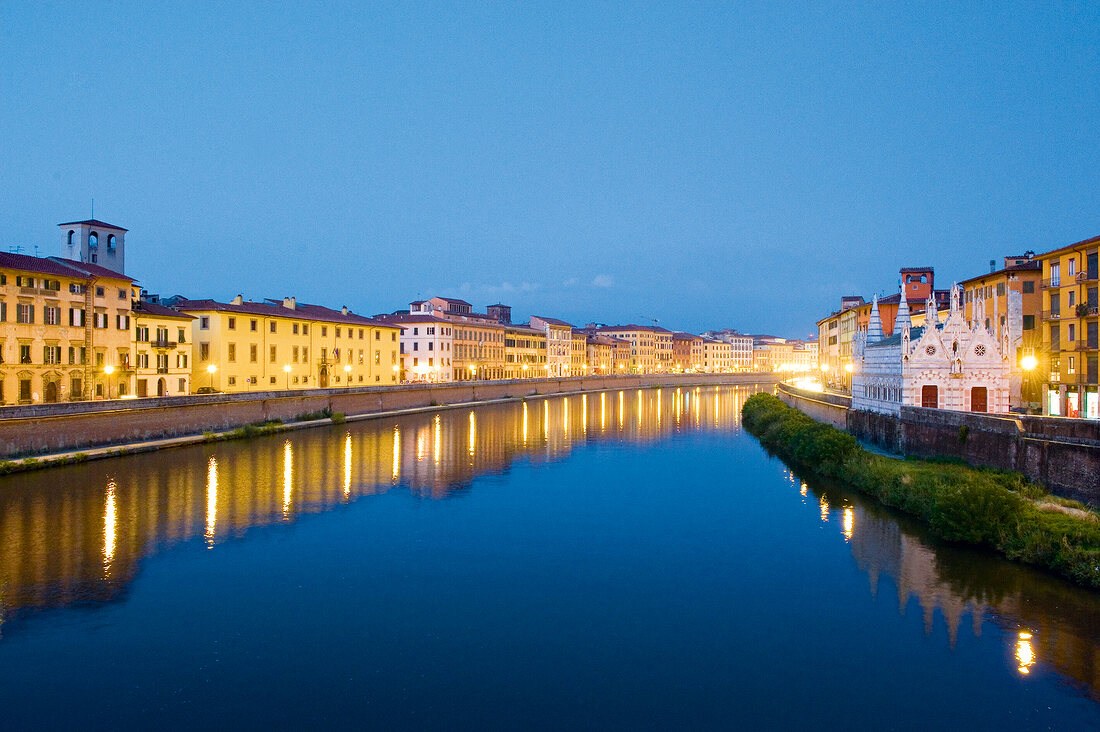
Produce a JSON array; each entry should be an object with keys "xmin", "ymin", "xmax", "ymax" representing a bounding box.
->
[
  {"xmin": 1041, "ymin": 310, "xmax": 1062, "ymax": 321},
  {"xmin": 1076, "ymin": 271, "xmax": 1099, "ymax": 283},
  {"xmin": 150, "ymin": 339, "xmax": 176, "ymax": 349}
]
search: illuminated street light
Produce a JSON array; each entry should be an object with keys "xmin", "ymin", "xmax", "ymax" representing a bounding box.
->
[
  {"xmin": 283, "ymin": 364, "xmax": 292, "ymax": 390},
  {"xmin": 1021, "ymin": 354, "xmax": 1038, "ymax": 371},
  {"xmin": 103, "ymin": 364, "xmax": 116, "ymax": 399},
  {"xmin": 344, "ymin": 364, "xmax": 352, "ymax": 388}
]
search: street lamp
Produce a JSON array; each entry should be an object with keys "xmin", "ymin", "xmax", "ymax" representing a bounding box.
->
[
  {"xmin": 103, "ymin": 364, "xmax": 115, "ymax": 399},
  {"xmin": 344, "ymin": 364, "xmax": 352, "ymax": 388},
  {"xmin": 283, "ymin": 364, "xmax": 291, "ymax": 390},
  {"xmin": 1021, "ymin": 354, "xmax": 1038, "ymax": 372},
  {"xmin": 205, "ymin": 364, "xmax": 217, "ymax": 392}
]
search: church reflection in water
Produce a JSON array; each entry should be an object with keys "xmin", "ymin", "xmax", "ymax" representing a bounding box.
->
[
  {"xmin": 0, "ymin": 386, "xmax": 754, "ymax": 634},
  {"xmin": 782, "ymin": 467, "xmax": 1100, "ymax": 703}
]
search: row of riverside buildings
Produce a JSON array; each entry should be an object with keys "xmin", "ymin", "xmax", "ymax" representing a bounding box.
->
[
  {"xmin": 0, "ymin": 218, "xmax": 816, "ymax": 405},
  {"xmin": 817, "ymin": 234, "xmax": 1099, "ymax": 419}
]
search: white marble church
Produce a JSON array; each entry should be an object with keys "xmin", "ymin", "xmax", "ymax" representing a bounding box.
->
[{"xmin": 851, "ymin": 285, "xmax": 1011, "ymax": 415}]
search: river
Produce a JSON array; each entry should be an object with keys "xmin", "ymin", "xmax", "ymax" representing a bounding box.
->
[{"xmin": 0, "ymin": 385, "xmax": 1097, "ymax": 729}]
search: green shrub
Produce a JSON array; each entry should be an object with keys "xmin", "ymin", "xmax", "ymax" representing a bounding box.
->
[
  {"xmin": 331, "ymin": 412, "xmax": 346, "ymax": 424},
  {"xmin": 740, "ymin": 392, "xmax": 1100, "ymax": 589}
]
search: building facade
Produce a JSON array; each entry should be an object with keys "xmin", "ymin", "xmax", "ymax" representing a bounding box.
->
[
  {"xmin": 1038, "ymin": 236, "xmax": 1098, "ymax": 418},
  {"xmin": 178, "ymin": 296, "xmax": 401, "ymax": 392},
  {"xmin": 131, "ymin": 300, "xmax": 194, "ymax": 397},
  {"xmin": 529, "ymin": 316, "xmax": 573, "ymax": 378},
  {"xmin": 852, "ymin": 289, "xmax": 1010, "ymax": 415},
  {"xmin": 0, "ymin": 252, "xmax": 134, "ymax": 404}
]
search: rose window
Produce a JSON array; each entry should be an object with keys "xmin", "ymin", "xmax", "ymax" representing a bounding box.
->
[
  {"xmin": 974, "ymin": 344, "xmax": 986, "ymax": 357},
  {"xmin": 925, "ymin": 345, "xmax": 936, "ymax": 356}
]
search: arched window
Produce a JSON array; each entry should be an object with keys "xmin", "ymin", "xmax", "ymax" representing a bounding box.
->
[
  {"xmin": 67, "ymin": 230, "xmax": 75, "ymax": 247},
  {"xmin": 89, "ymin": 231, "xmax": 98, "ymax": 249},
  {"xmin": 107, "ymin": 234, "xmax": 116, "ymax": 251}
]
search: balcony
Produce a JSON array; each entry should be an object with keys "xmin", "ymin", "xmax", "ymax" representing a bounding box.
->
[
  {"xmin": 1041, "ymin": 310, "xmax": 1062, "ymax": 321},
  {"xmin": 1074, "ymin": 304, "xmax": 1099, "ymax": 318},
  {"xmin": 1041, "ymin": 278, "xmax": 1062, "ymax": 288},
  {"xmin": 150, "ymin": 339, "xmax": 177, "ymax": 349},
  {"xmin": 1074, "ymin": 342, "xmax": 1096, "ymax": 352},
  {"xmin": 156, "ymin": 367, "xmax": 169, "ymax": 374},
  {"xmin": 1076, "ymin": 271, "xmax": 1099, "ymax": 284}
]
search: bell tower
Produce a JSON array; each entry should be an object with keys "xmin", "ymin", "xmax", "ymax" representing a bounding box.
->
[{"xmin": 59, "ymin": 218, "xmax": 128, "ymax": 274}]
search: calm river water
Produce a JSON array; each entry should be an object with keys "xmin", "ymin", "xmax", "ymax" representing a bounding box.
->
[{"xmin": 0, "ymin": 385, "xmax": 1098, "ymax": 729}]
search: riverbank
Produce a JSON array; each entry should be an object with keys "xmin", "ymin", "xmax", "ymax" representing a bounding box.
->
[
  {"xmin": 0, "ymin": 376, "xmax": 773, "ymax": 475},
  {"xmin": 742, "ymin": 392, "xmax": 1100, "ymax": 590}
]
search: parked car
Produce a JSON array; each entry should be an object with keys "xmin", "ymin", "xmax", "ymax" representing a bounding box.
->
[{"xmin": 194, "ymin": 386, "xmax": 221, "ymax": 394}]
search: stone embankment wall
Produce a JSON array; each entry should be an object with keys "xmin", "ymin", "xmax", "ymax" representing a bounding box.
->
[
  {"xmin": 0, "ymin": 374, "xmax": 773, "ymax": 459},
  {"xmin": 779, "ymin": 383, "xmax": 1100, "ymax": 505}
]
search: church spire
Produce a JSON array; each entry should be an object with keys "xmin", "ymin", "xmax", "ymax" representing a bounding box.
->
[
  {"xmin": 926, "ymin": 291, "xmax": 939, "ymax": 327},
  {"xmin": 867, "ymin": 294, "xmax": 883, "ymax": 344},
  {"xmin": 894, "ymin": 286, "xmax": 912, "ymax": 332}
]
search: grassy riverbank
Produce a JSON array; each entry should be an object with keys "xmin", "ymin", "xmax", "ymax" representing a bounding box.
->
[{"xmin": 742, "ymin": 393, "xmax": 1100, "ymax": 589}]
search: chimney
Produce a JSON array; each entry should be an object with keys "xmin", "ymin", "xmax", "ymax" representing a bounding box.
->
[
  {"xmin": 341, "ymin": 306, "xmax": 348, "ymax": 315},
  {"xmin": 232, "ymin": 294, "xmax": 244, "ymax": 305},
  {"xmin": 990, "ymin": 259, "xmax": 996, "ymax": 273},
  {"xmin": 282, "ymin": 296, "xmax": 296, "ymax": 310}
]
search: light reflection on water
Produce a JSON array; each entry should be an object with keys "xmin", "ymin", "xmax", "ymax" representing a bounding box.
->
[{"xmin": 0, "ymin": 385, "xmax": 1098, "ymax": 720}]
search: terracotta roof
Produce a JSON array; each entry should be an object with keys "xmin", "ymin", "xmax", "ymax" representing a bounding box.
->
[
  {"xmin": 0, "ymin": 252, "xmax": 131, "ymax": 281},
  {"xmin": 530, "ymin": 315, "xmax": 574, "ymax": 327},
  {"xmin": 57, "ymin": 219, "xmax": 129, "ymax": 232},
  {"xmin": 958, "ymin": 260, "xmax": 1041, "ymax": 285},
  {"xmin": 133, "ymin": 301, "xmax": 194, "ymax": 320},
  {"xmin": 671, "ymin": 331, "xmax": 702, "ymax": 340},
  {"xmin": 176, "ymin": 298, "xmax": 398, "ymax": 327},
  {"xmin": 373, "ymin": 312, "xmax": 451, "ymax": 325},
  {"xmin": 435, "ymin": 297, "xmax": 472, "ymax": 305}
]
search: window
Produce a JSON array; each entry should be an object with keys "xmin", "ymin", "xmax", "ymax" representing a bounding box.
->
[
  {"xmin": 302, "ymin": 324, "xmax": 308, "ymax": 335},
  {"xmin": 293, "ymin": 323, "xmax": 299, "ymax": 335},
  {"xmin": 302, "ymin": 347, "xmax": 308, "ymax": 361},
  {"xmin": 45, "ymin": 279, "xmax": 61, "ymax": 291},
  {"xmin": 228, "ymin": 376, "xmax": 237, "ymax": 386},
  {"xmin": 0, "ymin": 302, "xmax": 4, "ymax": 322},
  {"xmin": 200, "ymin": 316, "xmax": 210, "ymax": 329},
  {"xmin": 1069, "ymin": 258, "xmax": 1077, "ymax": 276},
  {"xmin": 19, "ymin": 379, "xmax": 31, "ymax": 402},
  {"xmin": 136, "ymin": 326, "xmax": 149, "ymax": 341},
  {"xmin": 1069, "ymin": 324, "xmax": 1076, "ymax": 342},
  {"xmin": 375, "ymin": 350, "xmax": 381, "ymax": 365},
  {"xmin": 1051, "ymin": 263, "xmax": 1061, "ymax": 286},
  {"xmin": 413, "ymin": 342, "xmax": 419, "ymax": 351},
  {"xmin": 250, "ymin": 319, "xmax": 257, "ymax": 331},
  {"xmin": 20, "ymin": 345, "xmax": 31, "ymax": 364},
  {"xmin": 1069, "ymin": 356, "xmax": 1075, "ymax": 374},
  {"xmin": 179, "ymin": 378, "xmax": 186, "ymax": 392},
  {"xmin": 270, "ymin": 321, "xmax": 276, "ymax": 333},
  {"xmin": 996, "ymin": 283, "xmax": 1005, "ymax": 296},
  {"xmin": 137, "ymin": 353, "xmax": 149, "ymax": 369},
  {"xmin": 228, "ymin": 317, "xmax": 236, "ymax": 330},
  {"xmin": 45, "ymin": 307, "xmax": 61, "ymax": 326},
  {"xmin": 178, "ymin": 328, "xmax": 186, "ymax": 343},
  {"xmin": 270, "ymin": 345, "xmax": 277, "ymax": 363},
  {"xmin": 118, "ymin": 288, "xmax": 126, "ymax": 299},
  {"xmin": 116, "ymin": 314, "xmax": 130, "ymax": 330},
  {"xmin": 321, "ymin": 327, "xmax": 327, "ymax": 337},
  {"xmin": 107, "ymin": 234, "xmax": 116, "ymax": 251},
  {"xmin": 16, "ymin": 275, "xmax": 34, "ymax": 288},
  {"xmin": 336, "ymin": 327, "xmax": 341, "ymax": 338},
  {"xmin": 270, "ymin": 376, "xmax": 277, "ymax": 384},
  {"xmin": 228, "ymin": 343, "xmax": 236, "ymax": 362},
  {"xmin": 1023, "ymin": 314, "xmax": 1035, "ymax": 330},
  {"xmin": 359, "ymin": 329, "xmax": 364, "ymax": 339},
  {"xmin": 70, "ymin": 283, "xmax": 86, "ymax": 294},
  {"xmin": 95, "ymin": 286, "xmax": 104, "ymax": 297},
  {"xmin": 200, "ymin": 343, "xmax": 210, "ymax": 360},
  {"xmin": 250, "ymin": 344, "xmax": 258, "ymax": 362},
  {"xmin": 292, "ymin": 346, "xmax": 299, "ymax": 363},
  {"xmin": 391, "ymin": 332, "xmax": 396, "ymax": 341},
  {"xmin": 1023, "ymin": 280, "xmax": 1035, "ymax": 294},
  {"xmin": 16, "ymin": 304, "xmax": 33, "ymax": 324},
  {"xmin": 94, "ymin": 312, "xmax": 108, "ymax": 329}
]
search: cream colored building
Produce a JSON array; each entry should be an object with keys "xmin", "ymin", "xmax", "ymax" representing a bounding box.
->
[
  {"xmin": 178, "ymin": 296, "xmax": 401, "ymax": 392},
  {"xmin": 504, "ymin": 324, "xmax": 547, "ymax": 379},
  {"xmin": 0, "ymin": 251, "xmax": 134, "ymax": 404},
  {"xmin": 702, "ymin": 338, "xmax": 733, "ymax": 372},
  {"xmin": 591, "ymin": 325, "xmax": 658, "ymax": 373},
  {"xmin": 132, "ymin": 300, "xmax": 194, "ymax": 397},
  {"xmin": 530, "ymin": 315, "xmax": 574, "ymax": 377}
]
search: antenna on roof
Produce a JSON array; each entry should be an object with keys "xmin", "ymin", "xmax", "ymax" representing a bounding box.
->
[{"xmin": 91, "ymin": 198, "xmax": 94, "ymax": 218}]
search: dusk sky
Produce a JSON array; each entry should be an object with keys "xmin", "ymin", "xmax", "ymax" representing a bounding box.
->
[{"xmin": 2, "ymin": 2, "xmax": 1098, "ymax": 337}]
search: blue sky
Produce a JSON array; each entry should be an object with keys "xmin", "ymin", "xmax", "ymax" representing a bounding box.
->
[{"xmin": 2, "ymin": 2, "xmax": 1098, "ymax": 336}]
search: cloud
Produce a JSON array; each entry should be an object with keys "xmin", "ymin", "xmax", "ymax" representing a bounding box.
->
[
  {"xmin": 457, "ymin": 281, "xmax": 542, "ymax": 296},
  {"xmin": 562, "ymin": 277, "xmax": 579, "ymax": 287},
  {"xmin": 591, "ymin": 274, "xmax": 614, "ymax": 288}
]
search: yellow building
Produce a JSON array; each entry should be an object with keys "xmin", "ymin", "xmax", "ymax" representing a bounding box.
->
[
  {"xmin": 178, "ymin": 296, "xmax": 401, "ymax": 393},
  {"xmin": 131, "ymin": 300, "xmax": 194, "ymax": 397},
  {"xmin": 504, "ymin": 324, "xmax": 546, "ymax": 379},
  {"xmin": 702, "ymin": 339, "xmax": 733, "ymax": 372},
  {"xmin": 409, "ymin": 297, "xmax": 507, "ymax": 380},
  {"xmin": 0, "ymin": 252, "xmax": 134, "ymax": 403},
  {"xmin": 1037, "ymin": 235, "xmax": 1098, "ymax": 418},
  {"xmin": 570, "ymin": 329, "xmax": 587, "ymax": 376},
  {"xmin": 592, "ymin": 325, "xmax": 658, "ymax": 373},
  {"xmin": 530, "ymin": 316, "xmax": 574, "ymax": 377}
]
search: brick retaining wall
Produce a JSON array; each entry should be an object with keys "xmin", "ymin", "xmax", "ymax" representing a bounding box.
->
[
  {"xmin": 0, "ymin": 374, "xmax": 773, "ymax": 459},
  {"xmin": 777, "ymin": 383, "xmax": 1100, "ymax": 505}
]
